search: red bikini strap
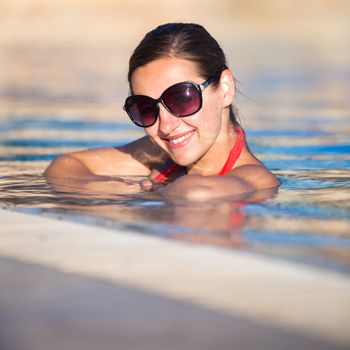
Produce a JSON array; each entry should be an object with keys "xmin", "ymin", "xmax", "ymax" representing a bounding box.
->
[
  {"xmin": 217, "ymin": 127, "xmax": 246, "ymax": 176},
  {"xmin": 154, "ymin": 163, "xmax": 178, "ymax": 182}
]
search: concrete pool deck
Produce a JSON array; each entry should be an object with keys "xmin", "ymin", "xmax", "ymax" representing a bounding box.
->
[{"xmin": 0, "ymin": 208, "xmax": 349, "ymax": 349}]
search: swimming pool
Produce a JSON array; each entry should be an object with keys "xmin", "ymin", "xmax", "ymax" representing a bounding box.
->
[
  {"xmin": 1, "ymin": 109, "xmax": 350, "ymax": 273},
  {"xmin": 1, "ymin": 35, "xmax": 350, "ymax": 274}
]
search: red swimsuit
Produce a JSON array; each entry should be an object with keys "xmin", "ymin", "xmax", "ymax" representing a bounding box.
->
[{"xmin": 155, "ymin": 127, "xmax": 246, "ymax": 182}]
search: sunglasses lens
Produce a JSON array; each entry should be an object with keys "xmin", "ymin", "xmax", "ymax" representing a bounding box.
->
[
  {"xmin": 125, "ymin": 96, "xmax": 157, "ymax": 127},
  {"xmin": 125, "ymin": 82, "xmax": 203, "ymax": 127},
  {"xmin": 162, "ymin": 83, "xmax": 201, "ymax": 117}
]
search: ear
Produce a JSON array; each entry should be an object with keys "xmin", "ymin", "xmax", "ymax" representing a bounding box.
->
[{"xmin": 219, "ymin": 69, "xmax": 235, "ymax": 107}]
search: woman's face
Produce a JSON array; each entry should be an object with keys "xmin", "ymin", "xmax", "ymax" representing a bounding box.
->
[{"xmin": 130, "ymin": 57, "xmax": 229, "ymax": 167}]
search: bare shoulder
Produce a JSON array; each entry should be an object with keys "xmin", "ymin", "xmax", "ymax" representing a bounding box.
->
[
  {"xmin": 44, "ymin": 136, "xmax": 167, "ymax": 179},
  {"xmin": 230, "ymin": 164, "xmax": 280, "ymax": 190}
]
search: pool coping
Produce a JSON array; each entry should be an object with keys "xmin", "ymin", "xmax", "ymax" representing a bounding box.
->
[{"xmin": 1, "ymin": 207, "xmax": 350, "ymax": 346}]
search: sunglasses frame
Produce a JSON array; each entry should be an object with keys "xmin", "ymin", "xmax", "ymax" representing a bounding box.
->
[{"xmin": 124, "ymin": 75, "xmax": 217, "ymax": 128}]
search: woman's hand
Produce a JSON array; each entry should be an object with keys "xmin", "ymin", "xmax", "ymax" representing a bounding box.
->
[{"xmin": 139, "ymin": 178, "xmax": 154, "ymax": 191}]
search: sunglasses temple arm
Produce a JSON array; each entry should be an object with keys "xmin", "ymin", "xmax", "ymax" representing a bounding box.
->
[{"xmin": 199, "ymin": 75, "xmax": 218, "ymax": 91}]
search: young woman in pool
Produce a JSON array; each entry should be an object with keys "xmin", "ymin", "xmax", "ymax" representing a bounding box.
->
[{"xmin": 45, "ymin": 23, "xmax": 279, "ymax": 200}]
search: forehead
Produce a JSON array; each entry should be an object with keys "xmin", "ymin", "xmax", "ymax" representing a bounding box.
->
[{"xmin": 130, "ymin": 57, "xmax": 202, "ymax": 97}]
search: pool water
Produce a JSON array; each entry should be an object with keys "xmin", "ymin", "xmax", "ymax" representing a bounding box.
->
[
  {"xmin": 1, "ymin": 31, "xmax": 350, "ymax": 274},
  {"xmin": 1, "ymin": 112, "xmax": 350, "ymax": 273}
]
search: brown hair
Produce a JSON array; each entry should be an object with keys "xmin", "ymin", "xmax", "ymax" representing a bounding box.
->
[{"xmin": 128, "ymin": 23, "xmax": 239, "ymax": 126}]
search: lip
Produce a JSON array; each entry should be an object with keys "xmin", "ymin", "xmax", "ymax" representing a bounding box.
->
[{"xmin": 161, "ymin": 130, "xmax": 195, "ymax": 149}]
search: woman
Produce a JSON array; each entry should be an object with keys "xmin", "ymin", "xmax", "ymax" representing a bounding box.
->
[{"xmin": 45, "ymin": 23, "xmax": 279, "ymax": 200}]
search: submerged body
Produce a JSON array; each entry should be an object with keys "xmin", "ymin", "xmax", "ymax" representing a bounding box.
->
[{"xmin": 45, "ymin": 24, "xmax": 279, "ymax": 200}]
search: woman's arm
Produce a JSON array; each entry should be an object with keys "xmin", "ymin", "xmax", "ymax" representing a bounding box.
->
[
  {"xmin": 159, "ymin": 164, "xmax": 279, "ymax": 201},
  {"xmin": 44, "ymin": 136, "xmax": 167, "ymax": 180},
  {"xmin": 160, "ymin": 174, "xmax": 253, "ymax": 200},
  {"xmin": 44, "ymin": 153, "xmax": 102, "ymax": 179}
]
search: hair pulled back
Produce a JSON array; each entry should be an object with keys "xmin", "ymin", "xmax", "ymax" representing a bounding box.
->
[{"xmin": 128, "ymin": 23, "xmax": 238, "ymax": 125}]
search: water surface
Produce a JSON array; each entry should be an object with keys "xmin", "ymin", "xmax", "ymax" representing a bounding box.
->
[
  {"xmin": 1, "ymin": 35, "xmax": 349, "ymax": 274},
  {"xmin": 1, "ymin": 115, "xmax": 349, "ymax": 274}
]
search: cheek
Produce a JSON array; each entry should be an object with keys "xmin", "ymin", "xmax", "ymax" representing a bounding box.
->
[
  {"xmin": 187, "ymin": 97, "xmax": 222, "ymax": 132},
  {"xmin": 144, "ymin": 123, "xmax": 159, "ymax": 139}
]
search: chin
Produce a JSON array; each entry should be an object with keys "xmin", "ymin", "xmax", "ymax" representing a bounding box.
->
[{"xmin": 169, "ymin": 151, "xmax": 200, "ymax": 168}]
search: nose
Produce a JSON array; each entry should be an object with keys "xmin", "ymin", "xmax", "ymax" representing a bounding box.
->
[{"xmin": 157, "ymin": 104, "xmax": 181, "ymax": 135}]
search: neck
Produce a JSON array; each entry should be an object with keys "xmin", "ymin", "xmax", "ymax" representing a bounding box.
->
[{"xmin": 187, "ymin": 122, "xmax": 237, "ymax": 176}]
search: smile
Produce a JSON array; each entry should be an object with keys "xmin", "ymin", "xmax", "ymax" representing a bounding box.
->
[{"xmin": 163, "ymin": 130, "xmax": 195, "ymax": 148}]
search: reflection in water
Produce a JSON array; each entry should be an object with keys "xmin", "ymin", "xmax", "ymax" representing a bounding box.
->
[
  {"xmin": 0, "ymin": 174, "xmax": 246, "ymax": 246},
  {"xmin": 1, "ymin": 169, "xmax": 349, "ymax": 272}
]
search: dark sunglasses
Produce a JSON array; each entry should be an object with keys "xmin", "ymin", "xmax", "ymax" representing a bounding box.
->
[{"xmin": 123, "ymin": 75, "xmax": 217, "ymax": 128}]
